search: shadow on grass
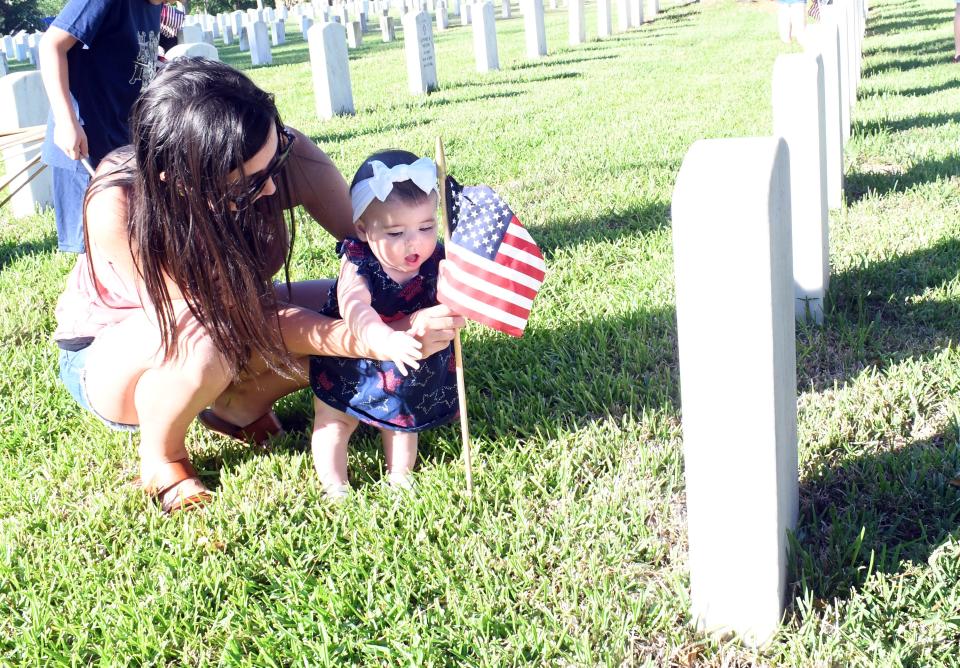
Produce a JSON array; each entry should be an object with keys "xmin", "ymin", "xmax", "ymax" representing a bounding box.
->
[
  {"xmin": 797, "ymin": 235, "xmax": 960, "ymax": 394},
  {"xmin": 790, "ymin": 425, "xmax": 960, "ymax": 602},
  {"xmin": 866, "ymin": 10, "xmax": 952, "ymax": 38},
  {"xmin": 0, "ymin": 234, "xmax": 58, "ymax": 270},
  {"xmin": 538, "ymin": 198, "xmax": 671, "ymax": 253},
  {"xmin": 861, "ymin": 52, "xmax": 950, "ymax": 77},
  {"xmin": 508, "ymin": 52, "xmax": 619, "ymax": 70},
  {"xmin": 437, "ymin": 70, "xmax": 582, "ymax": 91},
  {"xmin": 845, "ymin": 153, "xmax": 960, "ymax": 202},
  {"xmin": 790, "ymin": 245, "xmax": 960, "ymax": 602},
  {"xmin": 862, "ymin": 76, "xmax": 960, "ymax": 99},
  {"xmin": 307, "ymin": 117, "xmax": 430, "ymax": 145},
  {"xmin": 863, "ymin": 35, "xmax": 953, "ymax": 59}
]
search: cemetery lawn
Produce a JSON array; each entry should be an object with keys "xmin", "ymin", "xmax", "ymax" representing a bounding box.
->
[{"xmin": 3, "ymin": 0, "xmax": 960, "ymax": 663}]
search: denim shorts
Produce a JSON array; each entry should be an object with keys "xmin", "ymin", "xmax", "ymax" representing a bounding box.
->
[{"xmin": 59, "ymin": 345, "xmax": 138, "ymax": 432}]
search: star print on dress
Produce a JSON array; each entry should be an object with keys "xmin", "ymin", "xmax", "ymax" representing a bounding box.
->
[{"xmin": 415, "ymin": 385, "xmax": 459, "ymax": 414}]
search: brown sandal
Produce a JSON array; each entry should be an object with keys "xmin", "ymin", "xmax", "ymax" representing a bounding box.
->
[
  {"xmin": 197, "ymin": 409, "xmax": 285, "ymax": 446},
  {"xmin": 137, "ymin": 458, "xmax": 212, "ymax": 514}
]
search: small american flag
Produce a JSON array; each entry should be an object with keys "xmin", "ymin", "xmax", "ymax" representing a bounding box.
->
[
  {"xmin": 438, "ymin": 177, "xmax": 546, "ymax": 337},
  {"xmin": 160, "ymin": 4, "xmax": 185, "ymax": 39}
]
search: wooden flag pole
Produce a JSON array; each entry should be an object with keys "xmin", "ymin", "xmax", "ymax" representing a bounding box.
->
[
  {"xmin": 0, "ymin": 157, "xmax": 46, "ymax": 210},
  {"xmin": 435, "ymin": 136, "xmax": 474, "ymax": 495}
]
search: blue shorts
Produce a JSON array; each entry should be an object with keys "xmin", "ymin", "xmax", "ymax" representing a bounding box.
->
[
  {"xmin": 51, "ymin": 162, "xmax": 90, "ymax": 254},
  {"xmin": 59, "ymin": 345, "xmax": 138, "ymax": 432}
]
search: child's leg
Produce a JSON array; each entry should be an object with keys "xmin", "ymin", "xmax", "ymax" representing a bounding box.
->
[
  {"xmin": 789, "ymin": 3, "xmax": 806, "ymax": 44},
  {"xmin": 381, "ymin": 429, "xmax": 418, "ymax": 487},
  {"xmin": 311, "ymin": 397, "xmax": 358, "ymax": 496},
  {"xmin": 777, "ymin": 3, "xmax": 792, "ymax": 43}
]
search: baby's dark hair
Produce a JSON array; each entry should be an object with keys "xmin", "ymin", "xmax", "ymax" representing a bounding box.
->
[{"xmin": 351, "ymin": 149, "xmax": 433, "ymax": 204}]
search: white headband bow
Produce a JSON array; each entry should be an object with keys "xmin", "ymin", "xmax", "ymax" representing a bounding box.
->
[{"xmin": 350, "ymin": 157, "xmax": 438, "ymax": 223}]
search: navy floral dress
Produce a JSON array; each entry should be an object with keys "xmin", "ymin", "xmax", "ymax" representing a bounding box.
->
[{"xmin": 309, "ymin": 238, "xmax": 458, "ymax": 432}]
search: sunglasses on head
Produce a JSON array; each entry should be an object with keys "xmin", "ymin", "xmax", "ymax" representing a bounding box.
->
[{"xmin": 229, "ymin": 124, "xmax": 296, "ymax": 209}]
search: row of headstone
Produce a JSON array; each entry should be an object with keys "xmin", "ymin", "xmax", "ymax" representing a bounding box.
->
[
  {"xmin": 0, "ymin": 30, "xmax": 44, "ymax": 73},
  {"xmin": 671, "ymin": 0, "xmax": 867, "ymax": 649}
]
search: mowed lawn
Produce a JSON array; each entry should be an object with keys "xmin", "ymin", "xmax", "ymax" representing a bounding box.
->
[{"xmin": 3, "ymin": 0, "xmax": 960, "ymax": 663}]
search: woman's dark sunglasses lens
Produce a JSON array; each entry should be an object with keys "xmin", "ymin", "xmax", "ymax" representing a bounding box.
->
[{"xmin": 233, "ymin": 129, "xmax": 295, "ymax": 207}]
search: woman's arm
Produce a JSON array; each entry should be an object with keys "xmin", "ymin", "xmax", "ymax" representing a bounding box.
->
[
  {"xmin": 278, "ymin": 128, "xmax": 356, "ymax": 241},
  {"xmin": 39, "ymin": 26, "xmax": 87, "ymax": 160}
]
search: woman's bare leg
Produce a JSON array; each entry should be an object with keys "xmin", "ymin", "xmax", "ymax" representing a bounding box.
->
[{"xmin": 83, "ymin": 304, "xmax": 232, "ymax": 503}]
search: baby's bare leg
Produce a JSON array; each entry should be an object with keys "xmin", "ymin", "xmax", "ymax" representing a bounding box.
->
[
  {"xmin": 381, "ymin": 430, "xmax": 418, "ymax": 488},
  {"xmin": 311, "ymin": 398, "xmax": 358, "ymax": 497}
]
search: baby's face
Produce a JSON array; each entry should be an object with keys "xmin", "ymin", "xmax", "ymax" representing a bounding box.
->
[{"xmin": 357, "ymin": 192, "xmax": 439, "ymax": 280}]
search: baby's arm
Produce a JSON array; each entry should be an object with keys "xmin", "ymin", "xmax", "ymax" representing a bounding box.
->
[{"xmin": 337, "ymin": 260, "xmax": 422, "ymax": 375}]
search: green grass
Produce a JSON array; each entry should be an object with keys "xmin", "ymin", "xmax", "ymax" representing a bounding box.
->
[{"xmin": 3, "ymin": 0, "xmax": 960, "ymax": 664}]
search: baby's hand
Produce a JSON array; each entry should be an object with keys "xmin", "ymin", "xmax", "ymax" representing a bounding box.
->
[{"xmin": 383, "ymin": 330, "xmax": 422, "ymax": 376}]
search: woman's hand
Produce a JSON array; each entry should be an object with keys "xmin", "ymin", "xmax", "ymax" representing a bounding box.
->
[{"xmin": 406, "ymin": 304, "xmax": 465, "ymax": 357}]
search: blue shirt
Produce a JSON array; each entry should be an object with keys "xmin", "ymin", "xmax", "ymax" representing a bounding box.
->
[{"xmin": 42, "ymin": 0, "xmax": 161, "ymax": 169}]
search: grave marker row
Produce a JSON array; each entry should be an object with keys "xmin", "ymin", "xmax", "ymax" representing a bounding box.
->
[{"xmin": 672, "ymin": 0, "xmax": 868, "ymax": 647}]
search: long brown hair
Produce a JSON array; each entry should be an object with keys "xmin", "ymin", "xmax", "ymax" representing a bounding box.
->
[{"xmin": 83, "ymin": 58, "xmax": 296, "ymax": 378}]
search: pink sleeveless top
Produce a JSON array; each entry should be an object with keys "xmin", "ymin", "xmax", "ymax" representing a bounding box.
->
[{"xmin": 53, "ymin": 250, "xmax": 144, "ymax": 344}]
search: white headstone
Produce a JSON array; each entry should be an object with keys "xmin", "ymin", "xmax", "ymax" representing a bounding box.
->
[
  {"xmin": 646, "ymin": 0, "xmax": 658, "ymax": 19},
  {"xmin": 301, "ymin": 15, "xmax": 314, "ymax": 36},
  {"xmin": 472, "ymin": 2, "xmax": 499, "ymax": 72},
  {"xmin": 307, "ymin": 22, "xmax": 355, "ymax": 118},
  {"xmin": 402, "ymin": 11, "xmax": 437, "ymax": 94},
  {"xmin": 223, "ymin": 24, "xmax": 234, "ymax": 45},
  {"xmin": 437, "ymin": 2, "xmax": 449, "ymax": 29},
  {"xmin": 178, "ymin": 23, "xmax": 204, "ymax": 44},
  {"xmin": 0, "ymin": 72, "xmax": 53, "ymax": 216},
  {"xmin": 211, "ymin": 19, "xmax": 221, "ymax": 39},
  {"xmin": 568, "ymin": 0, "xmax": 584, "ymax": 45},
  {"xmin": 272, "ymin": 19, "xmax": 286, "ymax": 45},
  {"xmin": 248, "ymin": 21, "xmax": 273, "ymax": 65},
  {"xmin": 381, "ymin": 15, "xmax": 396, "ymax": 40},
  {"xmin": 672, "ymin": 136, "xmax": 798, "ymax": 648},
  {"xmin": 773, "ymin": 54, "xmax": 829, "ymax": 323},
  {"xmin": 346, "ymin": 20, "xmax": 362, "ymax": 47},
  {"xmin": 27, "ymin": 45, "xmax": 39, "ymax": 68},
  {"xmin": 615, "ymin": 0, "xmax": 628, "ymax": 30},
  {"xmin": 805, "ymin": 23, "xmax": 844, "ymax": 210},
  {"xmin": 820, "ymin": 5, "xmax": 850, "ymax": 144},
  {"xmin": 501, "ymin": 0, "xmax": 511, "ymax": 18},
  {"xmin": 597, "ymin": 0, "xmax": 611, "ymax": 37},
  {"xmin": 202, "ymin": 30, "xmax": 214, "ymax": 44},
  {"xmin": 239, "ymin": 24, "xmax": 250, "ymax": 51},
  {"xmin": 523, "ymin": 0, "xmax": 546, "ymax": 57},
  {"xmin": 13, "ymin": 33, "xmax": 27, "ymax": 61},
  {"xmin": 166, "ymin": 41, "xmax": 221, "ymax": 61},
  {"xmin": 2, "ymin": 36, "xmax": 14, "ymax": 60},
  {"xmin": 462, "ymin": 1, "xmax": 472, "ymax": 23},
  {"xmin": 230, "ymin": 11, "xmax": 244, "ymax": 34},
  {"xmin": 629, "ymin": 0, "xmax": 642, "ymax": 27},
  {"xmin": 0, "ymin": 53, "xmax": 7, "ymax": 77}
]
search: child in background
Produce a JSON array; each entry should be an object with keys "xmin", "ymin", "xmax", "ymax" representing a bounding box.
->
[
  {"xmin": 39, "ymin": 0, "xmax": 164, "ymax": 253},
  {"xmin": 777, "ymin": 0, "xmax": 807, "ymax": 44},
  {"xmin": 309, "ymin": 150, "xmax": 458, "ymax": 499}
]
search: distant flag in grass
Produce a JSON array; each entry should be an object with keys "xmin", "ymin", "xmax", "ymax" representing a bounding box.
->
[{"xmin": 438, "ymin": 177, "xmax": 546, "ymax": 337}]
